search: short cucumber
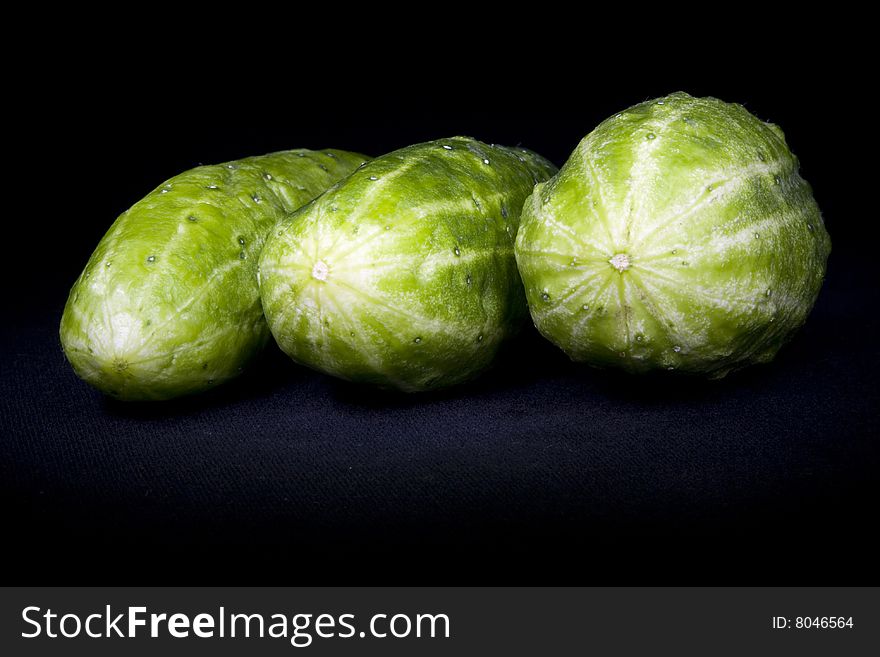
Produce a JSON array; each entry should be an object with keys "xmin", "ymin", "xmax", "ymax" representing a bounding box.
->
[
  {"xmin": 60, "ymin": 149, "xmax": 368, "ymax": 400},
  {"xmin": 258, "ymin": 137, "xmax": 557, "ymax": 392},
  {"xmin": 514, "ymin": 92, "xmax": 831, "ymax": 377}
]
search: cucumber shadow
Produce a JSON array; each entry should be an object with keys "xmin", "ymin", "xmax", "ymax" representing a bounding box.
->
[
  {"xmin": 326, "ymin": 315, "xmax": 835, "ymax": 409},
  {"xmin": 102, "ymin": 304, "xmax": 837, "ymax": 417},
  {"xmin": 100, "ymin": 342, "xmax": 312, "ymax": 419},
  {"xmin": 322, "ymin": 327, "xmax": 570, "ymax": 408}
]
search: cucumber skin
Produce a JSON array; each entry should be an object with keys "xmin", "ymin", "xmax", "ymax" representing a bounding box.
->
[
  {"xmin": 60, "ymin": 149, "xmax": 368, "ymax": 400},
  {"xmin": 259, "ymin": 137, "xmax": 557, "ymax": 392}
]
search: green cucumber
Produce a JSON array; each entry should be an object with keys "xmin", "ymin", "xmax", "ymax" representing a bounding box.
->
[
  {"xmin": 60, "ymin": 149, "xmax": 368, "ymax": 400},
  {"xmin": 514, "ymin": 92, "xmax": 831, "ymax": 377},
  {"xmin": 258, "ymin": 137, "xmax": 557, "ymax": 392}
]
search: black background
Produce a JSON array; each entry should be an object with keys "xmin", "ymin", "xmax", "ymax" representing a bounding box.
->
[{"xmin": 3, "ymin": 31, "xmax": 876, "ymax": 584}]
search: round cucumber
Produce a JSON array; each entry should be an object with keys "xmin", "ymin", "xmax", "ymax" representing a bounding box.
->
[
  {"xmin": 259, "ymin": 137, "xmax": 557, "ymax": 392},
  {"xmin": 514, "ymin": 92, "xmax": 831, "ymax": 377},
  {"xmin": 60, "ymin": 149, "xmax": 368, "ymax": 400}
]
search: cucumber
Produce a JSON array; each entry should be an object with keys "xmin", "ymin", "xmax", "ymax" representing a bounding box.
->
[
  {"xmin": 60, "ymin": 149, "xmax": 368, "ymax": 400},
  {"xmin": 514, "ymin": 92, "xmax": 831, "ymax": 377},
  {"xmin": 258, "ymin": 137, "xmax": 557, "ymax": 392}
]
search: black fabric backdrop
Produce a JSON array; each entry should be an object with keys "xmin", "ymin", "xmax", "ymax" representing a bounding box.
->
[{"xmin": 2, "ymin": 40, "xmax": 877, "ymax": 583}]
